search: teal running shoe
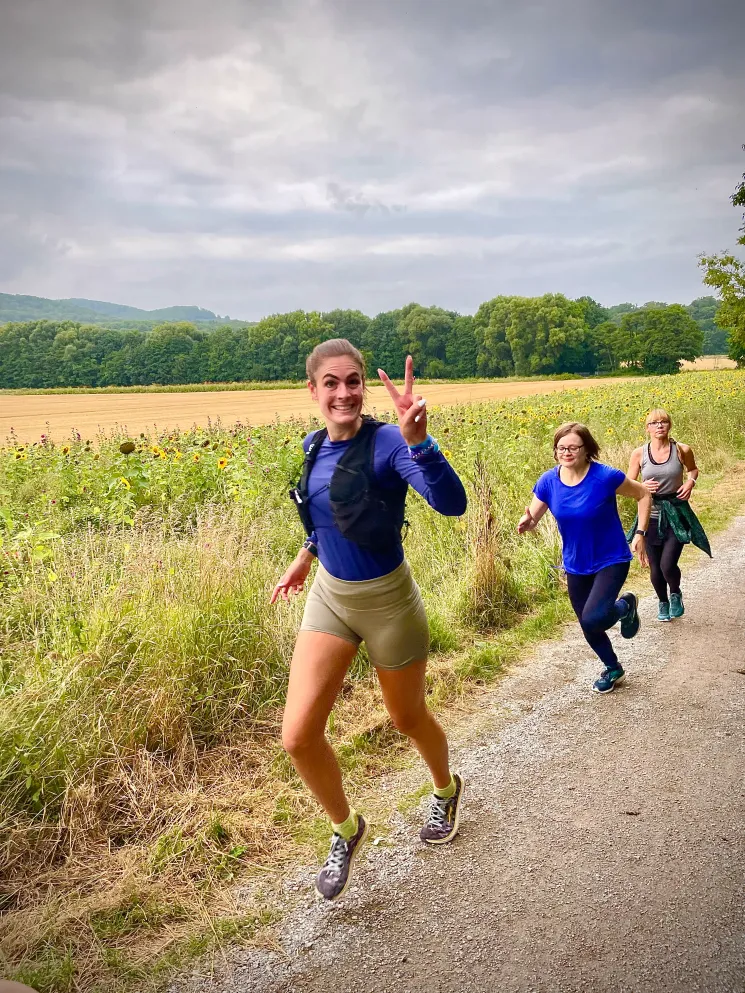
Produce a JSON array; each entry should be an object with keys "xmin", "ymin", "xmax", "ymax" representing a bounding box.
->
[
  {"xmin": 657, "ymin": 601, "xmax": 671, "ymax": 622},
  {"xmin": 593, "ymin": 666, "xmax": 626, "ymax": 694},
  {"xmin": 669, "ymin": 592, "xmax": 684, "ymax": 618}
]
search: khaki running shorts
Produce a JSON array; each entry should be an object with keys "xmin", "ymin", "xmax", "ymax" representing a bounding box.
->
[{"xmin": 300, "ymin": 560, "xmax": 430, "ymax": 670}]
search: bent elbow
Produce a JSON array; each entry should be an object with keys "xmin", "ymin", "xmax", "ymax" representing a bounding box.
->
[{"xmin": 446, "ymin": 492, "xmax": 468, "ymax": 517}]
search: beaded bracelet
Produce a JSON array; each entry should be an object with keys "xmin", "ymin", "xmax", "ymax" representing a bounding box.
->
[{"xmin": 409, "ymin": 437, "xmax": 440, "ymax": 460}]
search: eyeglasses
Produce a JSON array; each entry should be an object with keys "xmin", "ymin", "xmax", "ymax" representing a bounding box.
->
[
  {"xmin": 647, "ymin": 421, "xmax": 669, "ymax": 427},
  {"xmin": 556, "ymin": 444, "xmax": 584, "ymax": 454}
]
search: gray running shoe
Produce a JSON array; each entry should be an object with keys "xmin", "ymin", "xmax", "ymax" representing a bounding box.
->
[
  {"xmin": 420, "ymin": 774, "xmax": 464, "ymax": 845},
  {"xmin": 315, "ymin": 815, "xmax": 369, "ymax": 901}
]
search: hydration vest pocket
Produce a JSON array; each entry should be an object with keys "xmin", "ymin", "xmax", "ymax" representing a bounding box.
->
[{"xmin": 329, "ymin": 465, "xmax": 404, "ymax": 551}]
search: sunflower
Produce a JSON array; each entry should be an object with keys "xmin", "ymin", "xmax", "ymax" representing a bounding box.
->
[
  {"xmin": 119, "ymin": 477, "xmax": 131, "ymax": 490},
  {"xmin": 61, "ymin": 445, "xmax": 70, "ymax": 455},
  {"xmin": 218, "ymin": 458, "xmax": 228, "ymax": 470}
]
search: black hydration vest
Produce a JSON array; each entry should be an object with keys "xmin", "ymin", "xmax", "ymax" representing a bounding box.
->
[{"xmin": 289, "ymin": 418, "xmax": 407, "ymax": 552}]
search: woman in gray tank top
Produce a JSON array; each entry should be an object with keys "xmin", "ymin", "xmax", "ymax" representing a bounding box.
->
[{"xmin": 627, "ymin": 408, "xmax": 701, "ymax": 621}]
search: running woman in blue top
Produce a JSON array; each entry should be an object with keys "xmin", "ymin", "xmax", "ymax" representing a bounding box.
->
[
  {"xmin": 518, "ymin": 422, "xmax": 652, "ymax": 694},
  {"xmin": 271, "ymin": 339, "xmax": 467, "ymax": 901}
]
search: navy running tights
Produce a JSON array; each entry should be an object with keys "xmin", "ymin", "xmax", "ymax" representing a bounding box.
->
[{"xmin": 565, "ymin": 561, "xmax": 630, "ymax": 669}]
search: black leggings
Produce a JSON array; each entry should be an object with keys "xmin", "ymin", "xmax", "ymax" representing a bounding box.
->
[
  {"xmin": 646, "ymin": 522, "xmax": 683, "ymax": 602},
  {"xmin": 566, "ymin": 561, "xmax": 630, "ymax": 669}
]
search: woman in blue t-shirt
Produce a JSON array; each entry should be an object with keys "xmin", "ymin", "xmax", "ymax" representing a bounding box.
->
[{"xmin": 518, "ymin": 422, "xmax": 652, "ymax": 694}]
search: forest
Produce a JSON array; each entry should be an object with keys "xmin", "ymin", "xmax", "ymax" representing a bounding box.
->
[{"xmin": 0, "ymin": 293, "xmax": 724, "ymax": 389}]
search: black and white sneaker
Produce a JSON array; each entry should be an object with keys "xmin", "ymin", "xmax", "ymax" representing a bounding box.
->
[
  {"xmin": 419, "ymin": 774, "xmax": 464, "ymax": 845},
  {"xmin": 315, "ymin": 815, "xmax": 369, "ymax": 901}
]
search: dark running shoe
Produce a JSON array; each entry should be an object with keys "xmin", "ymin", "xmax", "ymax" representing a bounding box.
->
[
  {"xmin": 315, "ymin": 815, "xmax": 369, "ymax": 902},
  {"xmin": 592, "ymin": 666, "xmax": 626, "ymax": 694},
  {"xmin": 420, "ymin": 774, "xmax": 464, "ymax": 845},
  {"xmin": 619, "ymin": 592, "xmax": 640, "ymax": 639}
]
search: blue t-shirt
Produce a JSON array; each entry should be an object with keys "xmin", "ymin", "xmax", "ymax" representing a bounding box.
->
[
  {"xmin": 304, "ymin": 423, "xmax": 467, "ymax": 581},
  {"xmin": 533, "ymin": 461, "xmax": 631, "ymax": 575}
]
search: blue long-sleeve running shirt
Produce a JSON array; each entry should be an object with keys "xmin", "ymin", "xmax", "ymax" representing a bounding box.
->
[{"xmin": 303, "ymin": 423, "xmax": 467, "ymax": 581}]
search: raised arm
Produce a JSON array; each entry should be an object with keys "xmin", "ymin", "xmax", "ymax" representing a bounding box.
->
[
  {"xmin": 378, "ymin": 355, "xmax": 467, "ymax": 517},
  {"xmin": 391, "ymin": 442, "xmax": 467, "ymax": 516}
]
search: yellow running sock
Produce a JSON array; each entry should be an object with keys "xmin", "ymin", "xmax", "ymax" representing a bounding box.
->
[
  {"xmin": 331, "ymin": 808, "xmax": 359, "ymax": 841},
  {"xmin": 434, "ymin": 775, "xmax": 456, "ymax": 800}
]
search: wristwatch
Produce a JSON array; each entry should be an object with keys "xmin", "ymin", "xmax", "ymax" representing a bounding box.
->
[{"xmin": 635, "ymin": 529, "xmax": 648, "ymax": 537}]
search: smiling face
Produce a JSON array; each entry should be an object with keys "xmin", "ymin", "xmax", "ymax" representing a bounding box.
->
[
  {"xmin": 308, "ymin": 356, "xmax": 365, "ymax": 430},
  {"xmin": 555, "ymin": 431, "xmax": 588, "ymax": 469}
]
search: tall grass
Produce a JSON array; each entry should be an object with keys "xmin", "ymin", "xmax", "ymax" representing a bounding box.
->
[{"xmin": 1, "ymin": 370, "xmax": 744, "ymax": 991}]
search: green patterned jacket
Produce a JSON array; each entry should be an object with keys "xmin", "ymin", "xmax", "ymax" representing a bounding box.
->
[{"xmin": 626, "ymin": 496, "xmax": 711, "ymax": 557}]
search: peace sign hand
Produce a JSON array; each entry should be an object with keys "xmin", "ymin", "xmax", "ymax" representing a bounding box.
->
[{"xmin": 377, "ymin": 354, "xmax": 428, "ymax": 447}]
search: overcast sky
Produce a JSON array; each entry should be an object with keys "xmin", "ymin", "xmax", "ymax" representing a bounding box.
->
[{"xmin": 1, "ymin": 0, "xmax": 743, "ymax": 319}]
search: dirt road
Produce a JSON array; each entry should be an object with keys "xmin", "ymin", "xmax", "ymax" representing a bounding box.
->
[
  {"xmin": 175, "ymin": 517, "xmax": 745, "ymax": 993},
  {"xmin": 2, "ymin": 377, "xmax": 632, "ymax": 443}
]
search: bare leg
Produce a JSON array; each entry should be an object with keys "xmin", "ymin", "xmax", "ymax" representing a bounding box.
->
[
  {"xmin": 376, "ymin": 660, "xmax": 451, "ymax": 789},
  {"xmin": 281, "ymin": 630, "xmax": 358, "ymax": 824}
]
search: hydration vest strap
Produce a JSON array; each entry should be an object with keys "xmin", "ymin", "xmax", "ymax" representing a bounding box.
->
[{"xmin": 290, "ymin": 418, "xmax": 387, "ymax": 539}]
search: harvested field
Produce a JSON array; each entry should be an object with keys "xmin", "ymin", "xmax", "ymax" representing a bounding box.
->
[
  {"xmin": 681, "ymin": 355, "xmax": 737, "ymax": 370},
  {"xmin": 2, "ymin": 376, "xmax": 638, "ymax": 443}
]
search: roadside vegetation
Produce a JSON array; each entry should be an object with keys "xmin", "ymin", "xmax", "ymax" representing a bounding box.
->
[{"xmin": 1, "ymin": 370, "xmax": 744, "ymax": 992}]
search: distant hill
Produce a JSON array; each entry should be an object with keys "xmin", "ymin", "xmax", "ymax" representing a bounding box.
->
[{"xmin": 0, "ymin": 293, "xmax": 219, "ymax": 324}]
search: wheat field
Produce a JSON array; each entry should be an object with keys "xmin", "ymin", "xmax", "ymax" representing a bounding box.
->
[{"xmin": 0, "ymin": 376, "xmax": 644, "ymax": 443}]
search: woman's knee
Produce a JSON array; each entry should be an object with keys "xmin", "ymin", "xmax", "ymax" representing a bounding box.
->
[
  {"xmin": 388, "ymin": 702, "xmax": 428, "ymax": 737},
  {"xmin": 281, "ymin": 715, "xmax": 324, "ymax": 757},
  {"xmin": 582, "ymin": 605, "xmax": 615, "ymax": 633}
]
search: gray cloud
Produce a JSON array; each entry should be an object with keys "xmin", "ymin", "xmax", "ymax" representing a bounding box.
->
[{"xmin": 0, "ymin": 0, "xmax": 743, "ymax": 317}]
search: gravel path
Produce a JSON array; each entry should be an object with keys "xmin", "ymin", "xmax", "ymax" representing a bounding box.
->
[{"xmin": 172, "ymin": 516, "xmax": 745, "ymax": 993}]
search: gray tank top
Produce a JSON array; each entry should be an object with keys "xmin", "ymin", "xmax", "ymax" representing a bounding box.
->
[{"xmin": 641, "ymin": 441, "xmax": 684, "ymax": 517}]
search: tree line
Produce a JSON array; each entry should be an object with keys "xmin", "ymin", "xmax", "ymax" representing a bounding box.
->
[{"xmin": 0, "ymin": 294, "xmax": 724, "ymax": 390}]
